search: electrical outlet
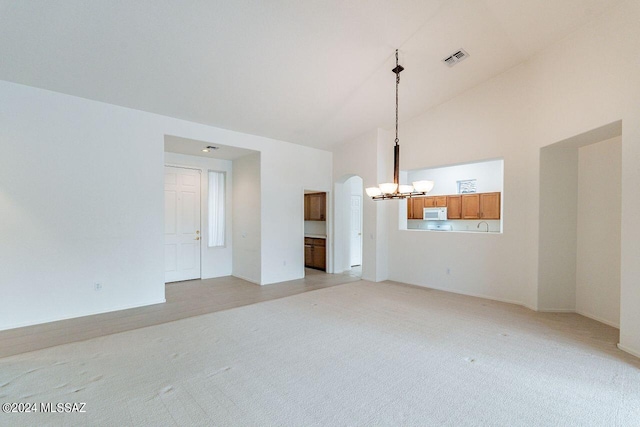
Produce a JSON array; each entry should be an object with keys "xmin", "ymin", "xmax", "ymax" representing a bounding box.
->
[{"xmin": 94, "ymin": 283, "xmax": 102, "ymax": 291}]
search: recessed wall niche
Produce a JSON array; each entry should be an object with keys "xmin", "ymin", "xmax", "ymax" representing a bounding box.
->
[{"xmin": 537, "ymin": 120, "xmax": 622, "ymax": 329}]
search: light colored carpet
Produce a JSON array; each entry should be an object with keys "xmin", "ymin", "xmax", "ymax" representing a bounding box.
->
[{"xmin": 1, "ymin": 280, "xmax": 639, "ymax": 426}]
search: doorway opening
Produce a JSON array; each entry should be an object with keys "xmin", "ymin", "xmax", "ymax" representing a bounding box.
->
[
  {"xmin": 334, "ymin": 175, "xmax": 363, "ymax": 278},
  {"xmin": 164, "ymin": 135, "xmax": 259, "ymax": 285},
  {"xmin": 303, "ymin": 190, "xmax": 327, "ymax": 273}
]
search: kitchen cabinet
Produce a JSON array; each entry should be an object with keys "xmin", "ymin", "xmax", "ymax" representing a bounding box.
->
[
  {"xmin": 479, "ymin": 192, "xmax": 501, "ymax": 219},
  {"xmin": 447, "ymin": 196, "xmax": 462, "ymax": 219},
  {"xmin": 461, "ymin": 194, "xmax": 480, "ymax": 219},
  {"xmin": 407, "ymin": 192, "xmax": 500, "ymax": 220},
  {"xmin": 424, "ymin": 196, "xmax": 447, "ymax": 207},
  {"xmin": 304, "ymin": 237, "xmax": 326, "ymax": 270},
  {"xmin": 407, "ymin": 197, "xmax": 425, "ymax": 219},
  {"xmin": 305, "ymin": 193, "xmax": 326, "ymax": 221},
  {"xmin": 461, "ymin": 192, "xmax": 500, "ymax": 219}
]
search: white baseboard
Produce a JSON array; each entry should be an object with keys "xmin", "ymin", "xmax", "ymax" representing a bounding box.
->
[
  {"xmin": 537, "ymin": 308, "xmax": 620, "ymax": 329},
  {"xmin": 538, "ymin": 308, "xmax": 576, "ymax": 313},
  {"xmin": 575, "ymin": 310, "xmax": 619, "ymax": 329},
  {"xmin": 617, "ymin": 343, "xmax": 640, "ymax": 359},
  {"xmin": 400, "ymin": 280, "xmax": 526, "ymax": 308},
  {"xmin": 232, "ymin": 274, "xmax": 261, "ymax": 285},
  {"xmin": 0, "ymin": 298, "xmax": 167, "ymax": 332}
]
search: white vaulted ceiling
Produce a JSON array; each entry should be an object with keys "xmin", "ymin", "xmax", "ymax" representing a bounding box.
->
[{"xmin": 0, "ymin": 0, "xmax": 623, "ymax": 149}]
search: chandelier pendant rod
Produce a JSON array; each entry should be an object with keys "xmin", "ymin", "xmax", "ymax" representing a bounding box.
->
[
  {"xmin": 365, "ymin": 49, "xmax": 434, "ymax": 200},
  {"xmin": 392, "ymin": 49, "xmax": 403, "ymax": 190}
]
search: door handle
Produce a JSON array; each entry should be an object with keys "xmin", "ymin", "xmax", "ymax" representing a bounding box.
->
[{"xmin": 195, "ymin": 237, "xmax": 200, "ymax": 240}]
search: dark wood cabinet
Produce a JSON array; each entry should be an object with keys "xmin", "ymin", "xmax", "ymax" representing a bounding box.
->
[
  {"xmin": 304, "ymin": 193, "xmax": 326, "ymax": 221},
  {"xmin": 304, "ymin": 237, "xmax": 326, "ymax": 271}
]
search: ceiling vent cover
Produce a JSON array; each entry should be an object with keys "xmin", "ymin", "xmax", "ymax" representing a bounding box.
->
[{"xmin": 443, "ymin": 49, "xmax": 469, "ymax": 67}]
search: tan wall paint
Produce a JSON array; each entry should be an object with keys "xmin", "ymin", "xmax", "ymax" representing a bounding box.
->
[{"xmin": 576, "ymin": 136, "xmax": 622, "ymax": 327}]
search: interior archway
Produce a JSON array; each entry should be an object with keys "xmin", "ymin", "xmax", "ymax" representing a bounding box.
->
[{"xmin": 334, "ymin": 174, "xmax": 363, "ymax": 277}]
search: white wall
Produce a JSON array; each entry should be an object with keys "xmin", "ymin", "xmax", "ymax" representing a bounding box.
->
[
  {"xmin": 0, "ymin": 83, "xmax": 166, "ymax": 329},
  {"xmin": 335, "ymin": 176, "xmax": 364, "ymax": 269},
  {"xmin": 576, "ymin": 136, "xmax": 622, "ymax": 327},
  {"xmin": 407, "ymin": 159, "xmax": 503, "ymax": 195},
  {"xmin": 232, "ymin": 153, "xmax": 261, "ymax": 284},
  {"xmin": 332, "ymin": 129, "xmax": 389, "ymax": 281},
  {"xmin": 335, "ymin": 177, "xmax": 362, "ymax": 271},
  {"xmin": 164, "ymin": 152, "xmax": 234, "ymax": 279},
  {"xmin": 0, "ymin": 80, "xmax": 332, "ymax": 330},
  {"xmin": 304, "ymin": 220, "xmax": 326, "ymax": 236},
  {"xmin": 538, "ymin": 142, "xmax": 579, "ymax": 311},
  {"xmin": 259, "ymin": 143, "xmax": 332, "ymax": 285},
  {"xmin": 339, "ymin": 1, "xmax": 640, "ymax": 355},
  {"xmin": 348, "ymin": 176, "xmax": 364, "ymax": 267},
  {"xmin": 538, "ymin": 126, "xmax": 622, "ymax": 319}
]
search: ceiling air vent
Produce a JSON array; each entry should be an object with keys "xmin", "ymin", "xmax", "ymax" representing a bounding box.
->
[{"xmin": 443, "ymin": 49, "xmax": 469, "ymax": 67}]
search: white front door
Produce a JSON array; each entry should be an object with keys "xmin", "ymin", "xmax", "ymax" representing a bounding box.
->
[
  {"xmin": 164, "ymin": 166, "xmax": 201, "ymax": 283},
  {"xmin": 350, "ymin": 195, "xmax": 362, "ymax": 267}
]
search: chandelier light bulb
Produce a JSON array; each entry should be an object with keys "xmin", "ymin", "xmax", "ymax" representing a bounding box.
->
[
  {"xmin": 365, "ymin": 187, "xmax": 382, "ymax": 197},
  {"xmin": 413, "ymin": 180, "xmax": 435, "ymax": 193},
  {"xmin": 379, "ymin": 183, "xmax": 398, "ymax": 194}
]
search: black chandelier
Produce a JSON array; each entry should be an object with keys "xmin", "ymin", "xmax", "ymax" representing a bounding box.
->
[{"xmin": 366, "ymin": 49, "xmax": 434, "ymax": 200}]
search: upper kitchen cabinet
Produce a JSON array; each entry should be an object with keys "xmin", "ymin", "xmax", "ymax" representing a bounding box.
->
[
  {"xmin": 305, "ymin": 193, "xmax": 326, "ymax": 221},
  {"xmin": 407, "ymin": 197, "xmax": 425, "ymax": 219},
  {"xmin": 407, "ymin": 192, "xmax": 500, "ymax": 220},
  {"xmin": 447, "ymin": 196, "xmax": 462, "ymax": 219},
  {"xmin": 461, "ymin": 192, "xmax": 501, "ymax": 219},
  {"xmin": 424, "ymin": 196, "xmax": 447, "ymax": 207},
  {"xmin": 479, "ymin": 192, "xmax": 501, "ymax": 219},
  {"xmin": 461, "ymin": 194, "xmax": 480, "ymax": 219}
]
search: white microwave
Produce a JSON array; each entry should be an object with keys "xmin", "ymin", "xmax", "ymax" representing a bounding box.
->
[{"xmin": 423, "ymin": 207, "xmax": 447, "ymax": 221}]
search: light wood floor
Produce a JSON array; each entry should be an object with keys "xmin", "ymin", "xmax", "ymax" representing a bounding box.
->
[{"xmin": 0, "ymin": 268, "xmax": 360, "ymax": 358}]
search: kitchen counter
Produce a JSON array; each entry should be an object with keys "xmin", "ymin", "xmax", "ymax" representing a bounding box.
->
[
  {"xmin": 404, "ymin": 228, "xmax": 501, "ymax": 234},
  {"xmin": 304, "ymin": 234, "xmax": 326, "ymax": 239}
]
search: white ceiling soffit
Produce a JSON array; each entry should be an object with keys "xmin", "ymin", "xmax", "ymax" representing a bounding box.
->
[
  {"xmin": 0, "ymin": 0, "xmax": 623, "ymax": 150},
  {"xmin": 164, "ymin": 135, "xmax": 258, "ymax": 160}
]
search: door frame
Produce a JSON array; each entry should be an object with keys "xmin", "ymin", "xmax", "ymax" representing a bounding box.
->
[{"xmin": 302, "ymin": 187, "xmax": 331, "ymax": 276}]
